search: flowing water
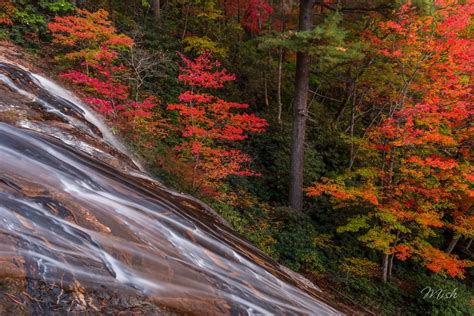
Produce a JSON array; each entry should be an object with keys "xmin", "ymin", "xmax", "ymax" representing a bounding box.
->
[{"xmin": 0, "ymin": 53, "xmax": 342, "ymax": 315}]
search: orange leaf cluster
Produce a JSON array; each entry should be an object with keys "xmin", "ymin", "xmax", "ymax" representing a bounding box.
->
[
  {"xmin": 306, "ymin": 1, "xmax": 473, "ymax": 278},
  {"xmin": 48, "ymin": 8, "xmax": 133, "ymax": 62}
]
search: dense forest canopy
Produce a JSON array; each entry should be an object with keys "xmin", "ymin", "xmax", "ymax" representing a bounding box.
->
[{"xmin": 0, "ymin": 0, "xmax": 472, "ymax": 314}]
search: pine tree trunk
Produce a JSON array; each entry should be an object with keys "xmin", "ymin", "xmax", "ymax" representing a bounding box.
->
[{"xmin": 289, "ymin": 0, "xmax": 315, "ymax": 211}]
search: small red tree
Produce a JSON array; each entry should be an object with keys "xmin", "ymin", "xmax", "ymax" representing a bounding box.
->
[
  {"xmin": 167, "ymin": 52, "xmax": 267, "ymax": 192},
  {"xmin": 242, "ymin": 0, "xmax": 273, "ymax": 34}
]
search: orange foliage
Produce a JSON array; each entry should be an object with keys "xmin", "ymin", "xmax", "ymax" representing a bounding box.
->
[
  {"xmin": 306, "ymin": 1, "xmax": 473, "ymax": 278},
  {"xmin": 420, "ymin": 246, "xmax": 473, "ymax": 279},
  {"xmin": 48, "ymin": 9, "xmax": 133, "ymax": 62},
  {"xmin": 0, "ymin": 0, "xmax": 15, "ymax": 26}
]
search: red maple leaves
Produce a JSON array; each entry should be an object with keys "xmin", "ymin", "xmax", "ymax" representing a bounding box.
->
[
  {"xmin": 220, "ymin": 0, "xmax": 273, "ymax": 34},
  {"xmin": 242, "ymin": 0, "xmax": 273, "ymax": 34},
  {"xmin": 167, "ymin": 52, "xmax": 267, "ymax": 191},
  {"xmin": 48, "ymin": 8, "xmax": 167, "ymax": 149},
  {"xmin": 177, "ymin": 52, "xmax": 236, "ymax": 88}
]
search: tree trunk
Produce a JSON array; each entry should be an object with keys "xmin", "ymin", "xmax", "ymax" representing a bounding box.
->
[
  {"xmin": 276, "ymin": 2, "xmax": 285, "ymax": 124},
  {"xmin": 288, "ymin": 0, "xmax": 315, "ymax": 211},
  {"xmin": 152, "ymin": 0, "xmax": 161, "ymax": 20},
  {"xmin": 388, "ymin": 254, "xmax": 394, "ymax": 281},
  {"xmin": 264, "ymin": 76, "xmax": 270, "ymax": 110},
  {"xmin": 348, "ymin": 91, "xmax": 356, "ymax": 169},
  {"xmin": 446, "ymin": 236, "xmax": 460, "ymax": 254},
  {"xmin": 277, "ymin": 47, "xmax": 284, "ymax": 123},
  {"xmin": 382, "ymin": 253, "xmax": 389, "ymax": 282}
]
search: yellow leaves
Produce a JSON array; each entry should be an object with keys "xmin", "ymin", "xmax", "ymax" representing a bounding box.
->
[
  {"xmin": 450, "ymin": 213, "xmax": 474, "ymax": 239},
  {"xmin": 337, "ymin": 215, "xmax": 369, "ymax": 233},
  {"xmin": 359, "ymin": 228, "xmax": 396, "ymax": 253},
  {"xmin": 415, "ymin": 211, "xmax": 444, "ymax": 228},
  {"xmin": 183, "ymin": 36, "xmax": 228, "ymax": 58},
  {"xmin": 339, "ymin": 257, "xmax": 379, "ymax": 278}
]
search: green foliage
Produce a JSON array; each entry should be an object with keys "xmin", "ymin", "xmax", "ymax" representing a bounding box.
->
[
  {"xmin": 5, "ymin": 0, "xmax": 77, "ymax": 47},
  {"xmin": 13, "ymin": 7, "xmax": 45, "ymax": 26},
  {"xmin": 260, "ymin": 13, "xmax": 365, "ymax": 67},
  {"xmin": 331, "ymin": 274, "xmax": 406, "ymax": 315},
  {"xmin": 272, "ymin": 208, "xmax": 325, "ymax": 273},
  {"xmin": 38, "ymin": 0, "xmax": 74, "ymax": 13},
  {"xmin": 205, "ymin": 193, "xmax": 278, "ymax": 257},
  {"xmin": 337, "ymin": 215, "xmax": 369, "ymax": 233},
  {"xmin": 410, "ymin": 274, "xmax": 474, "ymax": 316}
]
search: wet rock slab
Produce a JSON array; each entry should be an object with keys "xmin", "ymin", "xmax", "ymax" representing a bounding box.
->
[{"xmin": 0, "ymin": 43, "xmax": 343, "ymax": 315}]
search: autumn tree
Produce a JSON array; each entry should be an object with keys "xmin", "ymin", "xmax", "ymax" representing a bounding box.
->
[
  {"xmin": 306, "ymin": 1, "xmax": 473, "ymax": 281},
  {"xmin": 48, "ymin": 8, "xmax": 133, "ymax": 64},
  {"xmin": 167, "ymin": 52, "xmax": 268, "ymax": 193},
  {"xmin": 49, "ymin": 8, "xmax": 167, "ymax": 143}
]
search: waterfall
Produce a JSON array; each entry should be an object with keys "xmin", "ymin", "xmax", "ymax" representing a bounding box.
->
[{"xmin": 0, "ymin": 59, "xmax": 342, "ymax": 315}]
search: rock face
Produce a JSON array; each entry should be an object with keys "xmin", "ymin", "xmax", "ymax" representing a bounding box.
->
[{"xmin": 0, "ymin": 44, "xmax": 342, "ymax": 315}]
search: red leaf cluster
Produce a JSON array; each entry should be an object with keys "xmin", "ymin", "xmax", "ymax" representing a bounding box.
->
[{"xmin": 168, "ymin": 52, "xmax": 267, "ymax": 190}]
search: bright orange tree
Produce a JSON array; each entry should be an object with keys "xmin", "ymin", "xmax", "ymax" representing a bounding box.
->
[
  {"xmin": 48, "ymin": 8, "xmax": 133, "ymax": 63},
  {"xmin": 167, "ymin": 52, "xmax": 268, "ymax": 192},
  {"xmin": 306, "ymin": 1, "xmax": 473, "ymax": 280}
]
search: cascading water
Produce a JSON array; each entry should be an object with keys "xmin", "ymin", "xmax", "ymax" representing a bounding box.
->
[{"xmin": 0, "ymin": 49, "xmax": 343, "ymax": 315}]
